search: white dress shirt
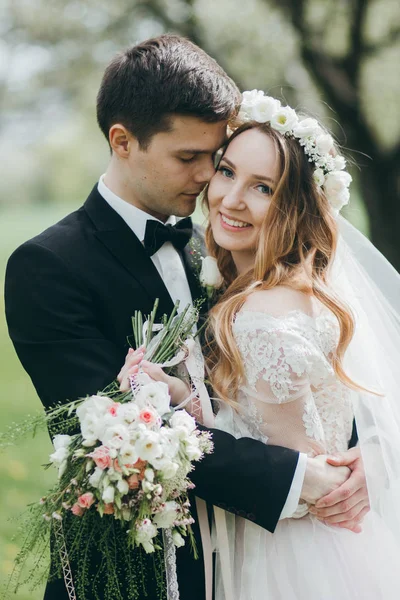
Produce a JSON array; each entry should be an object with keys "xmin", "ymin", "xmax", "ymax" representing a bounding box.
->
[
  {"xmin": 97, "ymin": 176, "xmax": 306, "ymax": 518},
  {"xmin": 98, "ymin": 175, "xmax": 193, "ymax": 311}
]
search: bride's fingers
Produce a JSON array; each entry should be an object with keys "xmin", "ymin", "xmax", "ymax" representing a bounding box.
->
[
  {"xmin": 309, "ymin": 489, "xmax": 367, "ymax": 518},
  {"xmin": 140, "ymin": 361, "xmax": 169, "ymax": 384},
  {"xmin": 117, "ymin": 348, "xmax": 145, "ymax": 381},
  {"xmin": 313, "ymin": 498, "xmax": 369, "ymax": 524},
  {"xmin": 329, "ymin": 505, "xmax": 370, "ymax": 532},
  {"xmin": 119, "ymin": 364, "xmax": 139, "ymax": 391}
]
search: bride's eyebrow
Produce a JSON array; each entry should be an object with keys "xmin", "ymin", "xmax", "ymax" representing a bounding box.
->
[{"xmin": 221, "ymin": 156, "xmax": 276, "ymax": 185}]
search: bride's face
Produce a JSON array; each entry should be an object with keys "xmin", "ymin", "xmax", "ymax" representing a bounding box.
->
[{"xmin": 208, "ymin": 128, "xmax": 279, "ymax": 274}]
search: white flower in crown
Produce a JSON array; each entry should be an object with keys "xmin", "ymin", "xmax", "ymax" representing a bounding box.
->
[
  {"xmin": 293, "ymin": 117, "xmax": 322, "ymax": 139},
  {"xmin": 324, "ymin": 171, "xmax": 352, "ymax": 211},
  {"xmin": 270, "ymin": 106, "xmax": 299, "ymax": 134},
  {"xmin": 236, "ymin": 90, "xmax": 352, "ymax": 213},
  {"xmin": 242, "ymin": 89, "xmax": 265, "ymax": 109},
  {"xmin": 333, "ymin": 155, "xmax": 346, "ymax": 171},
  {"xmin": 315, "ymin": 133, "xmax": 334, "ymax": 155},
  {"xmin": 252, "ymin": 96, "xmax": 281, "ymax": 123},
  {"xmin": 313, "ymin": 168, "xmax": 326, "ymax": 187}
]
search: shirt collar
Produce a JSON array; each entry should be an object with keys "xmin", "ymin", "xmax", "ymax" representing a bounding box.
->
[{"xmin": 98, "ymin": 174, "xmax": 176, "ymax": 242}]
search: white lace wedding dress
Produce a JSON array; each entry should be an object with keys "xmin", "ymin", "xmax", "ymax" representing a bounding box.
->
[{"xmin": 214, "ymin": 288, "xmax": 400, "ymax": 600}]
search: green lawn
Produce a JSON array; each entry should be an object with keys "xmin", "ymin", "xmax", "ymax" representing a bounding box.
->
[{"xmin": 0, "ymin": 204, "xmax": 74, "ymax": 600}]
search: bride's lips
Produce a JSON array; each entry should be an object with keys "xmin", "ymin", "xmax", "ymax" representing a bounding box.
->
[{"xmin": 219, "ymin": 212, "xmax": 252, "ymax": 232}]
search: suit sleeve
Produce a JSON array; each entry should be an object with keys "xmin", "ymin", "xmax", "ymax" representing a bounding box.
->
[
  {"xmin": 5, "ymin": 242, "xmax": 123, "ymax": 408},
  {"xmin": 192, "ymin": 425, "xmax": 299, "ymax": 532}
]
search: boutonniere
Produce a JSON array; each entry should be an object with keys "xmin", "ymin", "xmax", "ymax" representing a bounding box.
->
[{"xmin": 199, "ymin": 256, "xmax": 224, "ymax": 300}]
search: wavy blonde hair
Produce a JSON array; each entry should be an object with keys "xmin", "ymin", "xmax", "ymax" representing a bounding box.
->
[{"xmin": 204, "ymin": 121, "xmax": 361, "ymax": 407}]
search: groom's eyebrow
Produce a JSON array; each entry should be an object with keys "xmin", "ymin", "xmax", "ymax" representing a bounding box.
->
[
  {"xmin": 221, "ymin": 156, "xmax": 276, "ymax": 184},
  {"xmin": 179, "ymin": 144, "xmax": 228, "ymax": 155}
]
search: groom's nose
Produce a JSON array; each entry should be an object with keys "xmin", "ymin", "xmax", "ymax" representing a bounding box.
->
[{"xmin": 193, "ymin": 156, "xmax": 216, "ymax": 185}]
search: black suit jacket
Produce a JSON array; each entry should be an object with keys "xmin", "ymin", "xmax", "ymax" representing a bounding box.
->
[{"xmin": 5, "ymin": 185, "xmax": 299, "ymax": 600}]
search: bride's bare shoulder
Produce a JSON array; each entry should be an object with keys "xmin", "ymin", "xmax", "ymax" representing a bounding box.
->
[{"xmin": 241, "ymin": 286, "xmax": 314, "ymax": 317}]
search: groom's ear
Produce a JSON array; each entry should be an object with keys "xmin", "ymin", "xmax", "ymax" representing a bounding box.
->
[{"xmin": 109, "ymin": 124, "xmax": 138, "ymax": 157}]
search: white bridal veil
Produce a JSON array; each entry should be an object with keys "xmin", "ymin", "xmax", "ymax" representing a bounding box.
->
[{"xmin": 335, "ymin": 216, "xmax": 400, "ymax": 541}]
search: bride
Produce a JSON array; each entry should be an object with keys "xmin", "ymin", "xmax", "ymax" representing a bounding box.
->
[{"xmin": 124, "ymin": 91, "xmax": 400, "ymax": 598}]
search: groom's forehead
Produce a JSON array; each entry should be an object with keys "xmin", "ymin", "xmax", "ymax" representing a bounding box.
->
[{"xmin": 158, "ymin": 115, "xmax": 228, "ymax": 151}]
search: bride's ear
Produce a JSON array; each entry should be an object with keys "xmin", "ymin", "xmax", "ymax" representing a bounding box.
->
[{"xmin": 109, "ymin": 124, "xmax": 138, "ymax": 157}]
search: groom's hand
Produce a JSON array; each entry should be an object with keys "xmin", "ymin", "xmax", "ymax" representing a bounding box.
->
[
  {"xmin": 308, "ymin": 447, "xmax": 370, "ymax": 533},
  {"xmin": 301, "ymin": 454, "xmax": 350, "ymax": 506}
]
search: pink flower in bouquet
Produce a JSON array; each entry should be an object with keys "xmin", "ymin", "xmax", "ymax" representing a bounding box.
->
[
  {"xmin": 92, "ymin": 445, "xmax": 112, "ymax": 470},
  {"xmin": 113, "ymin": 458, "xmax": 122, "ymax": 473},
  {"xmin": 107, "ymin": 402, "xmax": 121, "ymax": 417},
  {"xmin": 71, "ymin": 503, "xmax": 85, "ymax": 517},
  {"xmin": 103, "ymin": 503, "xmax": 115, "ymax": 515},
  {"xmin": 138, "ymin": 408, "xmax": 158, "ymax": 426},
  {"xmin": 127, "ymin": 473, "xmax": 139, "ymax": 490},
  {"xmin": 77, "ymin": 492, "xmax": 95, "ymax": 509}
]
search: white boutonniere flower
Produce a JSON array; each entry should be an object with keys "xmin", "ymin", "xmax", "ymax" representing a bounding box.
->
[{"xmin": 200, "ymin": 256, "xmax": 223, "ymax": 299}]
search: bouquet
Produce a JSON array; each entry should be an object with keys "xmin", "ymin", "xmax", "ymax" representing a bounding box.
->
[{"xmin": 2, "ymin": 300, "xmax": 213, "ymax": 600}]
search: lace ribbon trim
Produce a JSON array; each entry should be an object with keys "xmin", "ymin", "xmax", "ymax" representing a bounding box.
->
[
  {"xmin": 163, "ymin": 528, "xmax": 180, "ymax": 600},
  {"xmin": 53, "ymin": 518, "xmax": 77, "ymax": 600}
]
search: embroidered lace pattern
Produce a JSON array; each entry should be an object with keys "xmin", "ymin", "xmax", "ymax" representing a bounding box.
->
[{"xmin": 231, "ymin": 309, "xmax": 353, "ymax": 457}]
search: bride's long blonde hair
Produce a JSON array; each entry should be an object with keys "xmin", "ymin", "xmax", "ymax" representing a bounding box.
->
[{"xmin": 204, "ymin": 121, "xmax": 358, "ymax": 407}]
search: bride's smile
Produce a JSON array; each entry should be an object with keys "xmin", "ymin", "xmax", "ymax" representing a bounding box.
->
[{"xmin": 207, "ymin": 128, "xmax": 279, "ymax": 274}]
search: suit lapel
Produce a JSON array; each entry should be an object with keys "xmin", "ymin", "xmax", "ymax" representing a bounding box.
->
[{"xmin": 84, "ymin": 185, "xmax": 175, "ymax": 316}]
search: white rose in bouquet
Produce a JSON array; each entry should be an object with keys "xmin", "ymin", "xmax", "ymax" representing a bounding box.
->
[
  {"xmin": 185, "ymin": 443, "xmax": 203, "ymax": 461},
  {"xmin": 172, "ymin": 531, "xmax": 185, "ymax": 548},
  {"xmin": 170, "ymin": 410, "xmax": 196, "ymax": 434},
  {"xmin": 153, "ymin": 501, "xmax": 179, "ymax": 528},
  {"xmin": 135, "ymin": 519, "xmax": 158, "ymax": 553},
  {"xmin": 135, "ymin": 381, "xmax": 171, "ymax": 416},
  {"xmin": 88, "ymin": 466, "xmax": 103, "ymax": 489},
  {"xmin": 151, "ymin": 457, "xmax": 179, "ymax": 479},
  {"xmin": 101, "ymin": 424, "xmax": 130, "ymax": 450},
  {"xmin": 102, "ymin": 484, "xmax": 115, "ymax": 504},
  {"xmin": 200, "ymin": 256, "xmax": 223, "ymax": 288},
  {"xmin": 135, "ymin": 430, "xmax": 162, "ymax": 462}
]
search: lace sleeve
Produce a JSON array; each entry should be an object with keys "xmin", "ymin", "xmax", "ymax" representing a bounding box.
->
[{"xmin": 234, "ymin": 310, "xmax": 328, "ymax": 457}]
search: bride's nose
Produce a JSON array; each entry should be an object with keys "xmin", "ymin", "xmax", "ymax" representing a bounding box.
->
[{"xmin": 221, "ymin": 187, "xmax": 246, "ymax": 211}]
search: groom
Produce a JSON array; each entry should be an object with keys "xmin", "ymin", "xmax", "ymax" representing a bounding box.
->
[{"xmin": 5, "ymin": 35, "xmax": 368, "ymax": 600}]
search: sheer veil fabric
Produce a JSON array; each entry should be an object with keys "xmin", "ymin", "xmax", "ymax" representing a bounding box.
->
[
  {"xmin": 212, "ymin": 216, "xmax": 400, "ymax": 599},
  {"xmin": 335, "ymin": 216, "xmax": 400, "ymax": 539}
]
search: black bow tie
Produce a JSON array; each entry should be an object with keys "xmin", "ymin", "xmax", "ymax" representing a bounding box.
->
[{"xmin": 143, "ymin": 217, "xmax": 193, "ymax": 256}]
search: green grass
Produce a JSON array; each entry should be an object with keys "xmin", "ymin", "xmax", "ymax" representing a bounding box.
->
[{"xmin": 0, "ymin": 204, "xmax": 73, "ymax": 600}]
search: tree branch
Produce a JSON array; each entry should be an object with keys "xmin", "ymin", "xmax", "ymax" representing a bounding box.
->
[{"xmin": 364, "ymin": 26, "xmax": 400, "ymax": 56}]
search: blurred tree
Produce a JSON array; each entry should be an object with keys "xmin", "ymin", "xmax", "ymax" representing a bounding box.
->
[
  {"xmin": 265, "ymin": 0, "xmax": 400, "ymax": 268},
  {"xmin": 1, "ymin": 0, "xmax": 399, "ymax": 263}
]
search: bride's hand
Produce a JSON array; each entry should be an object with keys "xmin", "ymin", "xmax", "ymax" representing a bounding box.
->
[
  {"xmin": 140, "ymin": 360, "xmax": 191, "ymax": 407},
  {"xmin": 308, "ymin": 447, "xmax": 370, "ymax": 533},
  {"xmin": 117, "ymin": 348, "xmax": 191, "ymax": 406},
  {"xmin": 118, "ymin": 347, "xmax": 145, "ymax": 391}
]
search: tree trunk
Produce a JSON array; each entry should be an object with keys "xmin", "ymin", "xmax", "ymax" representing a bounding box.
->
[{"xmin": 360, "ymin": 153, "xmax": 400, "ymax": 270}]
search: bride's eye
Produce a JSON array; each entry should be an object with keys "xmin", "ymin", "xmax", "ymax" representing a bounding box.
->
[
  {"xmin": 256, "ymin": 184, "xmax": 273, "ymax": 195},
  {"xmin": 218, "ymin": 166, "xmax": 234, "ymax": 179}
]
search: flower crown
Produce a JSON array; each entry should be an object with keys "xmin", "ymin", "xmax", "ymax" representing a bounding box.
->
[{"xmin": 237, "ymin": 90, "xmax": 352, "ymax": 212}]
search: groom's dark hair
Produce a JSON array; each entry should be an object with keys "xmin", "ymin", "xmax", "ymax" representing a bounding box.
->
[{"xmin": 96, "ymin": 34, "xmax": 241, "ymax": 150}]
